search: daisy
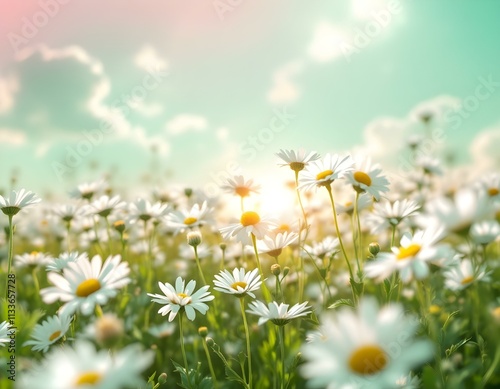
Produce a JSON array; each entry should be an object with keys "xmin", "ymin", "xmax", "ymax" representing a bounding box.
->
[
  {"xmin": 53, "ymin": 203, "xmax": 86, "ymax": 224},
  {"xmin": 41, "ymin": 255, "xmax": 131, "ymax": 316},
  {"xmin": 257, "ymin": 231, "xmax": 299, "ymax": 258},
  {"xmin": 469, "ymin": 220, "xmax": 500, "ymax": 245},
  {"xmin": 443, "ymin": 258, "xmax": 491, "ymax": 291},
  {"xmin": 477, "ymin": 172, "xmax": 500, "ymax": 201},
  {"xmin": 301, "ymin": 298, "xmax": 433, "ymax": 389},
  {"xmin": 303, "ymin": 236, "xmax": 340, "ymax": 259},
  {"xmin": 46, "ymin": 251, "xmax": 89, "ymax": 272},
  {"xmin": 346, "ymin": 156, "xmax": 390, "ymax": 200},
  {"xmin": 166, "ymin": 201, "xmax": 213, "ymax": 233},
  {"xmin": 213, "ymin": 268, "xmax": 263, "ymax": 298},
  {"xmin": 69, "ymin": 179, "xmax": 106, "ymax": 201},
  {"xmin": 276, "ymin": 149, "xmax": 321, "ymax": 173},
  {"xmin": 299, "ymin": 153, "xmax": 354, "ymax": 191},
  {"xmin": 85, "ymin": 195, "xmax": 126, "ymax": 218},
  {"xmin": 148, "ymin": 277, "xmax": 214, "ymax": 321},
  {"xmin": 364, "ymin": 227, "xmax": 451, "ymax": 283},
  {"xmin": 219, "ymin": 211, "xmax": 276, "ymax": 242},
  {"xmin": 221, "ymin": 175, "xmax": 260, "ymax": 198},
  {"xmin": 19, "ymin": 340, "xmax": 154, "ymax": 389},
  {"xmin": 366, "ymin": 199, "xmax": 421, "ymax": 235},
  {"xmin": 415, "ymin": 155, "xmax": 443, "ymax": 175},
  {"xmin": 23, "ymin": 314, "xmax": 72, "ymax": 352},
  {"xmin": 0, "ymin": 321, "xmax": 10, "ymax": 347},
  {"xmin": 336, "ymin": 193, "xmax": 373, "ymax": 215},
  {"xmin": 0, "ymin": 188, "xmax": 41, "ymax": 216},
  {"xmin": 127, "ymin": 198, "xmax": 170, "ymax": 224},
  {"xmin": 15, "ymin": 251, "xmax": 52, "ymax": 269},
  {"xmin": 246, "ymin": 300, "xmax": 311, "ymax": 326}
]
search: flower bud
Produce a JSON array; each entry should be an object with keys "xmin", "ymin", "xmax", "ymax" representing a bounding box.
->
[
  {"xmin": 271, "ymin": 263, "xmax": 281, "ymax": 276},
  {"xmin": 206, "ymin": 337, "xmax": 215, "ymax": 347},
  {"xmin": 198, "ymin": 326, "xmax": 208, "ymax": 338},
  {"xmin": 95, "ymin": 314, "xmax": 124, "ymax": 348},
  {"xmin": 282, "ymin": 267, "xmax": 290, "ymax": 277},
  {"xmin": 187, "ymin": 231, "xmax": 202, "ymax": 247},
  {"xmin": 113, "ymin": 220, "xmax": 125, "ymax": 233},
  {"xmin": 184, "ymin": 188, "xmax": 193, "ymax": 198},
  {"xmin": 158, "ymin": 373, "xmax": 168, "ymax": 384},
  {"xmin": 368, "ymin": 242, "xmax": 380, "ymax": 257}
]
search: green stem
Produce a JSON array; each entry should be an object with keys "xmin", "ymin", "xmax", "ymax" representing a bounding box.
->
[
  {"xmin": 31, "ymin": 266, "xmax": 40, "ymax": 302},
  {"xmin": 240, "ymin": 298, "xmax": 253, "ymax": 388},
  {"xmin": 251, "ymin": 234, "xmax": 271, "ymax": 302},
  {"xmin": 202, "ymin": 338, "xmax": 219, "ymax": 388},
  {"xmin": 354, "ymin": 192, "xmax": 363, "ymax": 273},
  {"xmin": 482, "ymin": 344, "xmax": 500, "ymax": 387},
  {"xmin": 194, "ymin": 246, "xmax": 207, "ymax": 285},
  {"xmin": 179, "ymin": 313, "xmax": 188, "ymax": 371},
  {"xmin": 5, "ymin": 215, "xmax": 14, "ymax": 299},
  {"xmin": 278, "ymin": 325, "xmax": 286, "ymax": 389},
  {"xmin": 295, "ymin": 171, "xmax": 307, "ymax": 303}
]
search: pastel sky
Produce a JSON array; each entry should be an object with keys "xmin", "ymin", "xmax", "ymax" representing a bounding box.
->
[{"xmin": 1, "ymin": 0, "xmax": 500, "ymax": 200}]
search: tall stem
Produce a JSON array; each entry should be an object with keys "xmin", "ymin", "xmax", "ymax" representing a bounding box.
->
[
  {"xmin": 194, "ymin": 246, "xmax": 207, "ymax": 285},
  {"xmin": 278, "ymin": 325, "xmax": 286, "ymax": 389},
  {"xmin": 251, "ymin": 233, "xmax": 271, "ymax": 301},
  {"xmin": 5, "ymin": 215, "xmax": 14, "ymax": 299},
  {"xmin": 240, "ymin": 298, "xmax": 253, "ymax": 388},
  {"xmin": 202, "ymin": 337, "xmax": 219, "ymax": 388},
  {"xmin": 179, "ymin": 314, "xmax": 188, "ymax": 371},
  {"xmin": 295, "ymin": 171, "xmax": 307, "ymax": 302}
]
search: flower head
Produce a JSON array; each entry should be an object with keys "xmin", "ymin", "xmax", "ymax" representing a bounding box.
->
[
  {"xmin": 301, "ymin": 298, "xmax": 433, "ymax": 389},
  {"xmin": 148, "ymin": 277, "xmax": 214, "ymax": 321},
  {"xmin": 299, "ymin": 153, "xmax": 354, "ymax": 191},
  {"xmin": 213, "ymin": 268, "xmax": 263, "ymax": 298},
  {"xmin": 41, "ymin": 255, "xmax": 131, "ymax": 316},
  {"xmin": 0, "ymin": 189, "xmax": 41, "ymax": 216},
  {"xmin": 0, "ymin": 321, "xmax": 10, "ymax": 347},
  {"xmin": 247, "ymin": 300, "xmax": 311, "ymax": 326},
  {"xmin": 219, "ymin": 211, "xmax": 276, "ymax": 242},
  {"xmin": 346, "ymin": 156, "xmax": 390, "ymax": 200},
  {"xmin": 257, "ymin": 231, "xmax": 299, "ymax": 258},
  {"xmin": 23, "ymin": 314, "xmax": 72, "ymax": 353},
  {"xmin": 221, "ymin": 175, "xmax": 260, "ymax": 198},
  {"xmin": 276, "ymin": 149, "xmax": 321, "ymax": 172},
  {"xmin": 443, "ymin": 258, "xmax": 491, "ymax": 291}
]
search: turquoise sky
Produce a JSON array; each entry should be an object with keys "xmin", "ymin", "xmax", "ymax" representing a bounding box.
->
[{"xmin": 1, "ymin": 1, "xmax": 500, "ymax": 198}]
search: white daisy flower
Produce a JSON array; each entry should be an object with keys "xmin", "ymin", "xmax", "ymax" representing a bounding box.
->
[
  {"xmin": 166, "ymin": 201, "xmax": 213, "ymax": 233},
  {"xmin": 15, "ymin": 251, "xmax": 52, "ymax": 269},
  {"xmin": 41, "ymin": 255, "xmax": 131, "ymax": 316},
  {"xmin": 148, "ymin": 322, "xmax": 176, "ymax": 338},
  {"xmin": 443, "ymin": 258, "xmax": 491, "ymax": 291},
  {"xmin": 221, "ymin": 175, "xmax": 260, "ymax": 198},
  {"xmin": 85, "ymin": 195, "xmax": 126, "ymax": 218},
  {"xmin": 46, "ymin": 251, "xmax": 89, "ymax": 272},
  {"xmin": 303, "ymin": 236, "xmax": 340, "ymax": 259},
  {"xmin": 0, "ymin": 188, "xmax": 41, "ymax": 216},
  {"xmin": 336, "ymin": 193, "xmax": 373, "ymax": 215},
  {"xmin": 299, "ymin": 153, "xmax": 354, "ymax": 191},
  {"xmin": 213, "ymin": 268, "xmax": 263, "ymax": 298},
  {"xmin": 19, "ymin": 340, "xmax": 154, "ymax": 389},
  {"xmin": 469, "ymin": 220, "xmax": 500, "ymax": 245},
  {"xmin": 219, "ymin": 211, "xmax": 276, "ymax": 242},
  {"xmin": 396, "ymin": 373, "xmax": 421, "ymax": 388},
  {"xmin": 415, "ymin": 155, "xmax": 443, "ymax": 175},
  {"xmin": 257, "ymin": 231, "xmax": 299, "ymax": 258},
  {"xmin": 365, "ymin": 227, "xmax": 451, "ymax": 283},
  {"xmin": 23, "ymin": 314, "xmax": 72, "ymax": 353},
  {"xmin": 301, "ymin": 298, "xmax": 433, "ymax": 389},
  {"xmin": 0, "ymin": 321, "xmax": 10, "ymax": 347},
  {"xmin": 246, "ymin": 300, "xmax": 311, "ymax": 326},
  {"xmin": 69, "ymin": 179, "xmax": 107, "ymax": 201},
  {"xmin": 366, "ymin": 199, "xmax": 421, "ymax": 234},
  {"xmin": 276, "ymin": 149, "xmax": 321, "ymax": 172},
  {"xmin": 346, "ymin": 156, "xmax": 390, "ymax": 201},
  {"xmin": 52, "ymin": 203, "xmax": 86, "ymax": 224},
  {"xmin": 477, "ymin": 172, "xmax": 500, "ymax": 201},
  {"xmin": 128, "ymin": 198, "xmax": 170, "ymax": 224},
  {"xmin": 148, "ymin": 277, "xmax": 215, "ymax": 322}
]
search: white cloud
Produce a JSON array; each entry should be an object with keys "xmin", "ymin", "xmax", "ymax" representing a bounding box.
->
[
  {"xmin": 0, "ymin": 75, "xmax": 19, "ymax": 114},
  {"xmin": 470, "ymin": 127, "xmax": 500, "ymax": 171},
  {"xmin": 267, "ymin": 60, "xmax": 303, "ymax": 104},
  {"xmin": 307, "ymin": 22, "xmax": 351, "ymax": 63},
  {"xmin": 134, "ymin": 45, "xmax": 168, "ymax": 73},
  {"xmin": 0, "ymin": 128, "xmax": 26, "ymax": 145},
  {"xmin": 216, "ymin": 127, "xmax": 229, "ymax": 141},
  {"xmin": 166, "ymin": 114, "xmax": 208, "ymax": 135},
  {"xmin": 409, "ymin": 95, "xmax": 461, "ymax": 125}
]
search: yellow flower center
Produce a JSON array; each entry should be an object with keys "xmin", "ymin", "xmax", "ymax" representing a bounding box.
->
[
  {"xmin": 31, "ymin": 251, "xmax": 39, "ymax": 256},
  {"xmin": 277, "ymin": 224, "xmax": 291, "ymax": 232},
  {"xmin": 240, "ymin": 211, "xmax": 261, "ymax": 226},
  {"xmin": 231, "ymin": 281, "xmax": 248, "ymax": 290},
  {"xmin": 460, "ymin": 276, "xmax": 474, "ymax": 285},
  {"xmin": 235, "ymin": 187, "xmax": 251, "ymax": 197},
  {"xmin": 76, "ymin": 278, "xmax": 101, "ymax": 297},
  {"xmin": 396, "ymin": 244, "xmax": 421, "ymax": 260},
  {"xmin": 74, "ymin": 371, "xmax": 102, "ymax": 386},
  {"xmin": 316, "ymin": 169, "xmax": 333, "ymax": 181},
  {"xmin": 49, "ymin": 330, "xmax": 61, "ymax": 342},
  {"xmin": 184, "ymin": 217, "xmax": 198, "ymax": 225},
  {"xmin": 348, "ymin": 345, "xmax": 388, "ymax": 375},
  {"xmin": 345, "ymin": 201, "xmax": 353, "ymax": 208},
  {"xmin": 354, "ymin": 171, "xmax": 372, "ymax": 186},
  {"xmin": 178, "ymin": 292, "xmax": 189, "ymax": 299},
  {"xmin": 429, "ymin": 305, "xmax": 441, "ymax": 315},
  {"xmin": 488, "ymin": 187, "xmax": 499, "ymax": 197}
]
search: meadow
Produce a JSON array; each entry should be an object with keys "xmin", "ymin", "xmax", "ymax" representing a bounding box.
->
[{"xmin": 1, "ymin": 136, "xmax": 500, "ymax": 388}]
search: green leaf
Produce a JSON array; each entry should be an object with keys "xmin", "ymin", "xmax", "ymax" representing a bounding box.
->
[
  {"xmin": 445, "ymin": 337, "xmax": 471, "ymax": 358},
  {"xmin": 327, "ymin": 299, "xmax": 354, "ymax": 310}
]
